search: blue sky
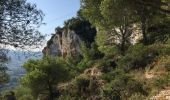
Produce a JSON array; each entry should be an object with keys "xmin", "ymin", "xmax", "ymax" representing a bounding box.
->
[{"xmin": 27, "ymin": 0, "xmax": 80, "ymax": 37}]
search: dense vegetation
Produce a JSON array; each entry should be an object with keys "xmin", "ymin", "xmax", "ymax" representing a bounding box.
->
[
  {"xmin": 1, "ymin": 0, "xmax": 170, "ymax": 100},
  {"xmin": 0, "ymin": 0, "xmax": 44, "ymax": 89}
]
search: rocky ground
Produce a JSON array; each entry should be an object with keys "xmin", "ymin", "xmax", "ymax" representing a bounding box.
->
[{"xmin": 151, "ymin": 87, "xmax": 170, "ymax": 100}]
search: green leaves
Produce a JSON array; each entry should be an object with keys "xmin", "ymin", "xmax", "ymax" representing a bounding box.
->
[
  {"xmin": 0, "ymin": 0, "xmax": 45, "ymax": 48},
  {"xmin": 20, "ymin": 57, "xmax": 71, "ymax": 96}
]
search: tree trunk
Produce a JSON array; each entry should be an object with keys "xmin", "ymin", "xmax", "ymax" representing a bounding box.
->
[
  {"xmin": 48, "ymin": 81, "xmax": 54, "ymax": 100},
  {"xmin": 140, "ymin": 6, "xmax": 148, "ymax": 45},
  {"xmin": 141, "ymin": 17, "xmax": 148, "ymax": 45},
  {"xmin": 121, "ymin": 34, "xmax": 126, "ymax": 55},
  {"xmin": 120, "ymin": 24, "xmax": 127, "ymax": 56}
]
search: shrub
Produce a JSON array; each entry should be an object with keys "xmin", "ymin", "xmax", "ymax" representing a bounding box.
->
[
  {"xmin": 118, "ymin": 44, "xmax": 159, "ymax": 71},
  {"xmin": 96, "ymin": 57, "xmax": 117, "ymax": 73},
  {"xmin": 58, "ymin": 95, "xmax": 77, "ymax": 100},
  {"xmin": 101, "ymin": 68, "xmax": 124, "ymax": 82},
  {"xmin": 154, "ymin": 72, "xmax": 170, "ymax": 89},
  {"xmin": 148, "ymin": 56, "xmax": 170, "ymax": 72},
  {"xmin": 102, "ymin": 69, "xmax": 147, "ymax": 99},
  {"xmin": 14, "ymin": 86, "xmax": 33, "ymax": 99},
  {"xmin": 75, "ymin": 75, "xmax": 90, "ymax": 97},
  {"xmin": 20, "ymin": 57, "xmax": 71, "ymax": 98},
  {"xmin": 18, "ymin": 94, "xmax": 34, "ymax": 100},
  {"xmin": 129, "ymin": 93, "xmax": 147, "ymax": 100}
]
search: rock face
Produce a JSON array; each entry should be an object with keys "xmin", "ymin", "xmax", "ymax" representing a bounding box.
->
[
  {"xmin": 43, "ymin": 18, "xmax": 96, "ymax": 57},
  {"xmin": 43, "ymin": 29, "xmax": 82, "ymax": 58}
]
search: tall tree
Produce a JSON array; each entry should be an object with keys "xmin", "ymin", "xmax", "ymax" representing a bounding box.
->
[
  {"xmin": 21, "ymin": 57, "xmax": 71, "ymax": 100},
  {"xmin": 0, "ymin": 0, "xmax": 44, "ymax": 87},
  {"xmin": 80, "ymin": 0, "xmax": 135, "ymax": 55},
  {"xmin": 80, "ymin": 0, "xmax": 170, "ymax": 50},
  {"xmin": 0, "ymin": 0, "xmax": 44, "ymax": 48},
  {"xmin": 125, "ymin": 0, "xmax": 170, "ymax": 44}
]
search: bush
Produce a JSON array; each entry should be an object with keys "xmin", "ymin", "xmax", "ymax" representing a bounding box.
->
[
  {"xmin": 58, "ymin": 75, "xmax": 90, "ymax": 98},
  {"xmin": 154, "ymin": 72, "xmax": 170, "ymax": 89},
  {"xmin": 75, "ymin": 75, "xmax": 90, "ymax": 97},
  {"xmin": 58, "ymin": 95, "xmax": 77, "ymax": 100},
  {"xmin": 118, "ymin": 44, "xmax": 159, "ymax": 71},
  {"xmin": 77, "ymin": 43, "xmax": 104, "ymax": 72},
  {"xmin": 14, "ymin": 86, "xmax": 33, "ymax": 99},
  {"xmin": 18, "ymin": 94, "xmax": 34, "ymax": 100},
  {"xmin": 96, "ymin": 57, "xmax": 117, "ymax": 73},
  {"xmin": 148, "ymin": 55, "xmax": 170, "ymax": 72},
  {"xmin": 160, "ymin": 39, "xmax": 170, "ymax": 55},
  {"xmin": 101, "ymin": 68, "xmax": 124, "ymax": 82},
  {"xmin": 98, "ymin": 45, "xmax": 119, "ymax": 57},
  {"xmin": 61, "ymin": 74, "xmax": 102, "ymax": 99},
  {"xmin": 102, "ymin": 69, "xmax": 147, "ymax": 99},
  {"xmin": 20, "ymin": 57, "xmax": 71, "ymax": 98},
  {"xmin": 129, "ymin": 93, "xmax": 147, "ymax": 100}
]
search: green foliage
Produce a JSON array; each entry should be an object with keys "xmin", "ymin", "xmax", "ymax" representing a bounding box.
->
[
  {"xmin": 76, "ymin": 43, "xmax": 93, "ymax": 71},
  {"xmin": 96, "ymin": 30, "xmax": 120, "ymax": 56},
  {"xmin": 81, "ymin": 0, "xmax": 170, "ymax": 47},
  {"xmin": 101, "ymin": 69, "xmax": 124, "ymax": 82},
  {"xmin": 18, "ymin": 95, "xmax": 34, "ymax": 100},
  {"xmin": 0, "ymin": 0, "xmax": 44, "ymax": 48},
  {"xmin": 118, "ymin": 44, "xmax": 160, "ymax": 71},
  {"xmin": 66, "ymin": 75, "xmax": 102, "ymax": 99},
  {"xmin": 96, "ymin": 58, "xmax": 116, "ymax": 73},
  {"xmin": 75, "ymin": 75, "xmax": 90, "ymax": 96},
  {"xmin": 102, "ymin": 69, "xmax": 147, "ymax": 100},
  {"xmin": 100, "ymin": 0, "xmax": 135, "ymax": 28},
  {"xmin": 77, "ymin": 43, "xmax": 104, "ymax": 71},
  {"xmin": 147, "ymin": 19, "xmax": 170, "ymax": 44},
  {"xmin": 0, "ymin": 66, "xmax": 9, "ymax": 85},
  {"xmin": 98, "ymin": 45, "xmax": 119, "ymax": 57},
  {"xmin": 154, "ymin": 72, "xmax": 170, "ymax": 89},
  {"xmin": 1, "ymin": 0, "xmax": 169, "ymax": 99},
  {"xmin": 20, "ymin": 57, "xmax": 71, "ymax": 97},
  {"xmin": 65, "ymin": 55, "xmax": 81, "ymax": 76},
  {"xmin": 160, "ymin": 39, "xmax": 170, "ymax": 55},
  {"xmin": 129, "ymin": 93, "xmax": 147, "ymax": 100},
  {"xmin": 0, "ymin": 87, "xmax": 34, "ymax": 100},
  {"xmin": 81, "ymin": 0, "xmax": 134, "ymax": 54},
  {"xmin": 58, "ymin": 95, "xmax": 77, "ymax": 100},
  {"xmin": 80, "ymin": 0, "xmax": 103, "ymax": 28},
  {"xmin": 14, "ymin": 86, "xmax": 34, "ymax": 100},
  {"xmin": 0, "ymin": 49, "xmax": 9, "ymax": 84},
  {"xmin": 148, "ymin": 55, "xmax": 170, "ymax": 73}
]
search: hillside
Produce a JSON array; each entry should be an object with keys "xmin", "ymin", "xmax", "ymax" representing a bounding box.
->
[{"xmin": 0, "ymin": 0, "xmax": 170, "ymax": 100}]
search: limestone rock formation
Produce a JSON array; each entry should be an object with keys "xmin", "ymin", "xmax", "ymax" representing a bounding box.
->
[
  {"xmin": 43, "ymin": 29, "xmax": 82, "ymax": 58},
  {"xmin": 43, "ymin": 17, "xmax": 96, "ymax": 58}
]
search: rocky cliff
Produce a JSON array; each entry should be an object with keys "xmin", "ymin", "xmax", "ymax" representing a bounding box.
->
[
  {"xmin": 43, "ymin": 29, "xmax": 82, "ymax": 58},
  {"xmin": 43, "ymin": 17, "xmax": 96, "ymax": 57}
]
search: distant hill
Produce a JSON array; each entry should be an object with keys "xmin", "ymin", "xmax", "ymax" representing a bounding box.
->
[{"xmin": 1, "ymin": 50, "xmax": 42, "ymax": 89}]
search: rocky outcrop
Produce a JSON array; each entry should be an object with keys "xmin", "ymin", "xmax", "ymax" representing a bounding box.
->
[
  {"xmin": 43, "ymin": 29, "xmax": 82, "ymax": 58},
  {"xmin": 43, "ymin": 17, "xmax": 96, "ymax": 58}
]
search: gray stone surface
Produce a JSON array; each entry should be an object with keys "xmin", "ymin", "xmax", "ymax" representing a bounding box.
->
[{"xmin": 43, "ymin": 29, "xmax": 82, "ymax": 58}]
